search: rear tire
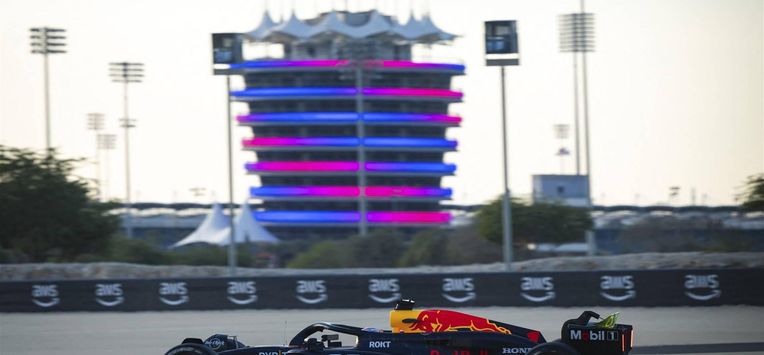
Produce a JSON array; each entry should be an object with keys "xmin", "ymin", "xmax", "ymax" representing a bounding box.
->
[
  {"xmin": 528, "ymin": 341, "xmax": 580, "ymax": 355},
  {"xmin": 164, "ymin": 343, "xmax": 217, "ymax": 355}
]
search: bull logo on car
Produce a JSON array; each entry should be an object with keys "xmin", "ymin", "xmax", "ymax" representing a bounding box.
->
[
  {"xmin": 159, "ymin": 282, "xmax": 189, "ymax": 306},
  {"xmin": 684, "ymin": 274, "xmax": 721, "ymax": 301},
  {"xmin": 520, "ymin": 277, "xmax": 555, "ymax": 302},
  {"xmin": 32, "ymin": 284, "xmax": 60, "ymax": 308},
  {"xmin": 95, "ymin": 283, "xmax": 124, "ymax": 307},
  {"xmin": 227, "ymin": 281, "xmax": 257, "ymax": 305},
  {"xmin": 442, "ymin": 278, "xmax": 476, "ymax": 303},
  {"xmin": 407, "ymin": 309, "xmax": 511, "ymax": 334},
  {"xmin": 296, "ymin": 280, "xmax": 327, "ymax": 304},
  {"xmin": 369, "ymin": 278, "xmax": 401, "ymax": 303},
  {"xmin": 599, "ymin": 275, "xmax": 636, "ymax": 302}
]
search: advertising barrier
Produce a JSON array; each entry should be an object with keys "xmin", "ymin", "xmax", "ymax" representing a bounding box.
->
[{"xmin": 1, "ymin": 269, "xmax": 762, "ymax": 312}]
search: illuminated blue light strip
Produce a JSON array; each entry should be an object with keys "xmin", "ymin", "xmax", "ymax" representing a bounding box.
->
[
  {"xmin": 225, "ymin": 59, "xmax": 464, "ymax": 72},
  {"xmin": 229, "ymin": 60, "xmax": 348, "ymax": 69},
  {"xmin": 253, "ymin": 211, "xmax": 452, "ymax": 224},
  {"xmin": 254, "ymin": 211, "xmax": 360, "ymax": 223},
  {"xmin": 244, "ymin": 161, "xmax": 456, "ymax": 174},
  {"xmin": 366, "ymin": 137, "xmax": 457, "ymax": 148},
  {"xmin": 243, "ymin": 137, "xmax": 457, "ymax": 149},
  {"xmin": 236, "ymin": 112, "xmax": 461, "ymax": 124},
  {"xmin": 231, "ymin": 87, "xmax": 356, "ymax": 97},
  {"xmin": 230, "ymin": 87, "xmax": 462, "ymax": 99}
]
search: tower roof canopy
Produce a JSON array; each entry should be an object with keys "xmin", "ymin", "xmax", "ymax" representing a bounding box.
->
[
  {"xmin": 245, "ymin": 11, "xmax": 277, "ymax": 40},
  {"xmin": 244, "ymin": 10, "xmax": 456, "ymax": 44}
]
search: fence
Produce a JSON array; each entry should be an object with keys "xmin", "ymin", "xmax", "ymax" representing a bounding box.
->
[{"xmin": 1, "ymin": 269, "xmax": 761, "ymax": 312}]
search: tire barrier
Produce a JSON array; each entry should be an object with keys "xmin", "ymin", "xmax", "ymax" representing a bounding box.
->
[{"xmin": 1, "ymin": 269, "xmax": 762, "ymax": 312}]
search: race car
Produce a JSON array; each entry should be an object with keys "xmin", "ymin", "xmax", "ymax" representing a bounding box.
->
[{"xmin": 165, "ymin": 299, "xmax": 634, "ymax": 355}]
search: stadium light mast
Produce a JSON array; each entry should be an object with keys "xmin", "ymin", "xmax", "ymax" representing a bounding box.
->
[
  {"xmin": 484, "ymin": 20, "xmax": 520, "ymax": 271},
  {"xmin": 109, "ymin": 62, "xmax": 144, "ymax": 238},
  {"xmin": 30, "ymin": 27, "xmax": 66, "ymax": 152},
  {"xmin": 559, "ymin": 0, "xmax": 596, "ymax": 254},
  {"xmin": 87, "ymin": 113, "xmax": 105, "ymax": 199}
]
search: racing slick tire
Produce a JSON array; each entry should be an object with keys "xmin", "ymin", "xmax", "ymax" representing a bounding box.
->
[
  {"xmin": 527, "ymin": 341, "xmax": 580, "ymax": 355},
  {"xmin": 164, "ymin": 343, "xmax": 217, "ymax": 355}
]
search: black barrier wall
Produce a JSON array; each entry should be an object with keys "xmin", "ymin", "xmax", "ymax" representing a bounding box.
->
[{"xmin": 1, "ymin": 269, "xmax": 762, "ymax": 312}]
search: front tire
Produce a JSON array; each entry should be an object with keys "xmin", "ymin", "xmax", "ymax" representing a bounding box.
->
[
  {"xmin": 528, "ymin": 341, "xmax": 580, "ymax": 355},
  {"xmin": 164, "ymin": 343, "xmax": 217, "ymax": 355}
]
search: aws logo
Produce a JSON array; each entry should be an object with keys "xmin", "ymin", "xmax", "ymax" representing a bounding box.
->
[
  {"xmin": 520, "ymin": 277, "xmax": 555, "ymax": 302},
  {"xmin": 684, "ymin": 274, "xmax": 721, "ymax": 301},
  {"xmin": 368, "ymin": 278, "xmax": 401, "ymax": 303},
  {"xmin": 442, "ymin": 278, "xmax": 476, "ymax": 303},
  {"xmin": 32, "ymin": 284, "xmax": 60, "ymax": 308},
  {"xmin": 95, "ymin": 283, "xmax": 124, "ymax": 307},
  {"xmin": 296, "ymin": 280, "xmax": 327, "ymax": 304},
  {"xmin": 227, "ymin": 281, "xmax": 257, "ymax": 305},
  {"xmin": 159, "ymin": 282, "xmax": 189, "ymax": 306},
  {"xmin": 599, "ymin": 275, "xmax": 636, "ymax": 302}
]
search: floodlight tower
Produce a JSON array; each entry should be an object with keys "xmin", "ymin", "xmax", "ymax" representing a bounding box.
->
[
  {"xmin": 87, "ymin": 113, "xmax": 105, "ymax": 199},
  {"xmin": 109, "ymin": 62, "xmax": 144, "ymax": 238},
  {"xmin": 29, "ymin": 27, "xmax": 67, "ymax": 152},
  {"xmin": 559, "ymin": 1, "xmax": 596, "ymax": 255},
  {"xmin": 559, "ymin": 3, "xmax": 595, "ymax": 200}
]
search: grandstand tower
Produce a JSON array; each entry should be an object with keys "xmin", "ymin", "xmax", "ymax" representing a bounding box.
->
[{"xmin": 218, "ymin": 10, "xmax": 464, "ymax": 238}]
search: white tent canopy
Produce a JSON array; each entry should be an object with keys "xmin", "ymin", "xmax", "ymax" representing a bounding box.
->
[
  {"xmin": 217, "ymin": 201, "xmax": 280, "ymax": 245},
  {"xmin": 172, "ymin": 203, "xmax": 229, "ymax": 248},
  {"xmin": 171, "ymin": 202, "xmax": 279, "ymax": 248}
]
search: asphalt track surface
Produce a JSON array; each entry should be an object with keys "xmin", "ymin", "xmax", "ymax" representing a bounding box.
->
[{"xmin": 1, "ymin": 306, "xmax": 763, "ymax": 355}]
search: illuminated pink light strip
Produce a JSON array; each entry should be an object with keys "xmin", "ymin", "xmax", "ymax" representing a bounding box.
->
[
  {"xmin": 250, "ymin": 186, "xmax": 451, "ymax": 197},
  {"xmin": 245, "ymin": 161, "xmax": 457, "ymax": 174},
  {"xmin": 365, "ymin": 186, "xmax": 451, "ymax": 197},
  {"xmin": 242, "ymin": 137, "xmax": 357, "ymax": 147},
  {"xmin": 231, "ymin": 87, "xmax": 463, "ymax": 99},
  {"xmin": 242, "ymin": 137, "xmax": 456, "ymax": 148},
  {"xmin": 246, "ymin": 162, "xmax": 358, "ymax": 171}
]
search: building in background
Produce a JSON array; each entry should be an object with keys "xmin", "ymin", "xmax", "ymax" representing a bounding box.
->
[
  {"xmin": 532, "ymin": 174, "xmax": 589, "ymax": 207},
  {"xmin": 216, "ymin": 10, "xmax": 464, "ymax": 238}
]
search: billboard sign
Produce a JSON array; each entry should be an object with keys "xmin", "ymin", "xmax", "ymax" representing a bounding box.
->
[{"xmin": 212, "ymin": 33, "xmax": 243, "ymax": 65}]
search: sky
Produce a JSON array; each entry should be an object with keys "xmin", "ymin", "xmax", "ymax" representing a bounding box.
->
[{"xmin": 0, "ymin": 0, "xmax": 762, "ymax": 207}]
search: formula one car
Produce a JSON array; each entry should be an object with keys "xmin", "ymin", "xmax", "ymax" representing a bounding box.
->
[{"xmin": 165, "ymin": 300, "xmax": 633, "ymax": 355}]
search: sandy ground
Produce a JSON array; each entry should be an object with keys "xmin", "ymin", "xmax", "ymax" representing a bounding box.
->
[
  {"xmin": 1, "ymin": 306, "xmax": 763, "ymax": 355},
  {"xmin": 4, "ymin": 253, "xmax": 764, "ymax": 280}
]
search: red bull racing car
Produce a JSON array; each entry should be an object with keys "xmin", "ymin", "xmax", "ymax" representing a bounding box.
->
[{"xmin": 165, "ymin": 300, "xmax": 634, "ymax": 355}]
